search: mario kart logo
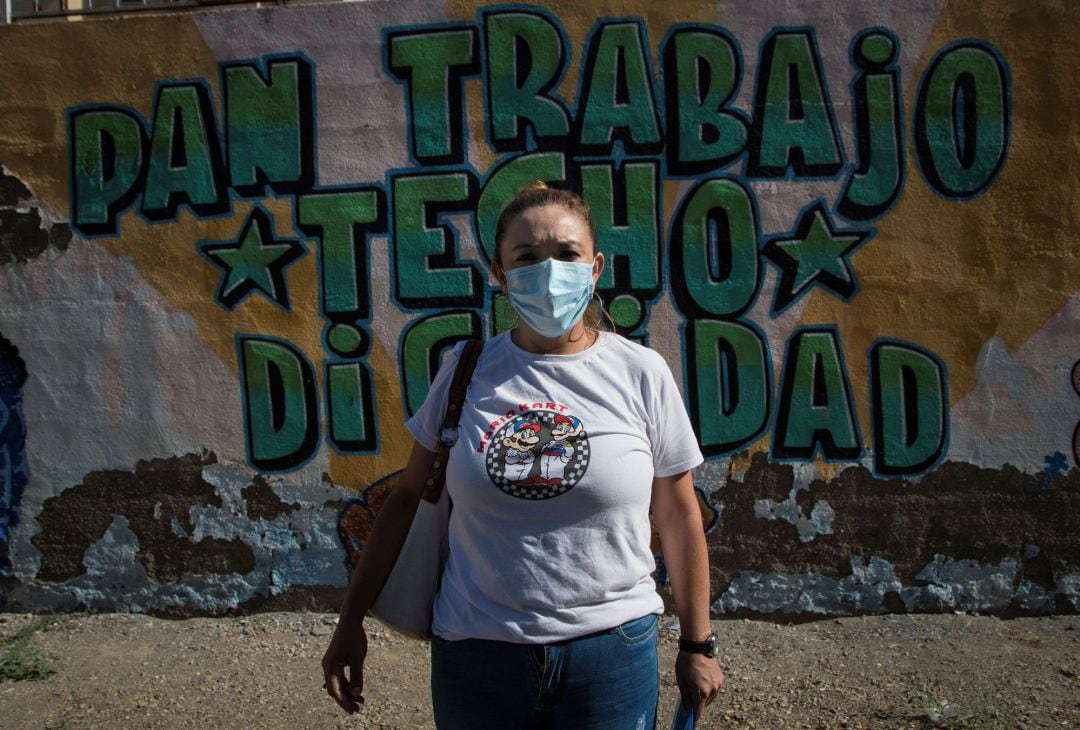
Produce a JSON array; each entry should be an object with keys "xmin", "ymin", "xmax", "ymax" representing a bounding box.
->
[{"xmin": 485, "ymin": 411, "xmax": 589, "ymax": 500}]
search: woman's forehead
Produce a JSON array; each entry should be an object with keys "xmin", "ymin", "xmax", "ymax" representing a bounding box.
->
[{"xmin": 503, "ymin": 204, "xmax": 592, "ymax": 245}]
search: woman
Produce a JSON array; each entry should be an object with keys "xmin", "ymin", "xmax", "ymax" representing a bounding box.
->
[{"xmin": 323, "ymin": 183, "xmax": 724, "ymax": 728}]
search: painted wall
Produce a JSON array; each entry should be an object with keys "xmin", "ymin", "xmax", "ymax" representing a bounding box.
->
[{"xmin": 0, "ymin": 0, "xmax": 1077, "ymax": 618}]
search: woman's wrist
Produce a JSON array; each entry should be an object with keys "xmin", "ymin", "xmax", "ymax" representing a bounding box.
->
[
  {"xmin": 677, "ymin": 614, "xmax": 713, "ymax": 642},
  {"xmin": 681, "ymin": 627, "xmax": 713, "ymax": 641},
  {"xmin": 337, "ymin": 599, "xmax": 369, "ymax": 629}
]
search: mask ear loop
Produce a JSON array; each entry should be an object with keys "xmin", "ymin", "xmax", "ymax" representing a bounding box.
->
[
  {"xmin": 590, "ymin": 291, "xmax": 605, "ymax": 330},
  {"xmin": 567, "ymin": 291, "xmax": 603, "ymax": 345},
  {"xmin": 591, "ymin": 291, "xmax": 621, "ymax": 334}
]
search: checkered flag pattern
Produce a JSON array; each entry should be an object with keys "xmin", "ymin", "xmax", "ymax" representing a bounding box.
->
[{"xmin": 484, "ymin": 409, "xmax": 590, "ymax": 501}]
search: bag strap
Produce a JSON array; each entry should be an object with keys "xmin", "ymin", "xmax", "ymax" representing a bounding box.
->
[{"xmin": 420, "ymin": 339, "xmax": 483, "ymax": 503}]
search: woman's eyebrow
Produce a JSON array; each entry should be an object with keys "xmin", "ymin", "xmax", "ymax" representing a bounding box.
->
[{"xmin": 509, "ymin": 238, "xmax": 583, "ymax": 250}]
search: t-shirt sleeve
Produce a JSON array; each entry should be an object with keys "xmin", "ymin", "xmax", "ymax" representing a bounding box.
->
[
  {"xmin": 646, "ymin": 354, "xmax": 705, "ymax": 478},
  {"xmin": 405, "ymin": 340, "xmax": 466, "ymax": 452}
]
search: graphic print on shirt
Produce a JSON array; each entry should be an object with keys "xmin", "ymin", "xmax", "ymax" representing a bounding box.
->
[{"xmin": 486, "ymin": 410, "xmax": 589, "ymax": 500}]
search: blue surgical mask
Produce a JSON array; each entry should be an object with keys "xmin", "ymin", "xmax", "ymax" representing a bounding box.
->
[{"xmin": 502, "ymin": 258, "xmax": 595, "ymax": 338}]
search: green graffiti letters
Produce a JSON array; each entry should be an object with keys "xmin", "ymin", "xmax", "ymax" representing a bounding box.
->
[
  {"xmin": 870, "ymin": 341, "xmax": 949, "ymax": 475},
  {"xmin": 915, "ymin": 41, "xmax": 1010, "ymax": 199},
  {"xmin": 238, "ymin": 336, "xmax": 320, "ymax": 472},
  {"xmin": 483, "ymin": 9, "xmax": 571, "ymax": 151},
  {"xmin": 386, "ymin": 26, "xmax": 479, "ymax": 165},
  {"xmin": 64, "ymin": 10, "xmax": 1011, "ymax": 475},
  {"xmin": 142, "ymin": 83, "xmax": 227, "ymax": 221},
  {"xmin": 69, "ymin": 108, "xmax": 147, "ymax": 236},
  {"xmin": 580, "ymin": 161, "xmax": 661, "ymax": 304},
  {"xmin": 669, "ymin": 177, "xmax": 760, "ymax": 319},
  {"xmin": 685, "ymin": 319, "xmax": 771, "ymax": 457},
  {"xmin": 68, "ymin": 56, "xmax": 314, "ymax": 236},
  {"xmin": 685, "ymin": 325, "xmax": 948, "ymax": 471},
  {"xmin": 749, "ymin": 29, "xmax": 844, "ymax": 178},
  {"xmin": 391, "ymin": 171, "xmax": 483, "ymax": 308},
  {"xmin": 662, "ymin": 25, "xmax": 748, "ymax": 177},
  {"xmin": 574, "ymin": 19, "xmax": 663, "ymax": 155},
  {"xmin": 326, "ymin": 361, "xmax": 377, "ymax": 454},
  {"xmin": 399, "ymin": 311, "xmax": 482, "ymax": 418},
  {"xmin": 222, "ymin": 56, "xmax": 315, "ymax": 197},
  {"xmin": 297, "ymin": 188, "xmax": 385, "ymax": 458},
  {"xmin": 297, "ymin": 188, "xmax": 385, "ymax": 319},
  {"xmin": 773, "ymin": 327, "xmax": 862, "ymax": 461},
  {"xmin": 838, "ymin": 30, "xmax": 904, "ymax": 221}
]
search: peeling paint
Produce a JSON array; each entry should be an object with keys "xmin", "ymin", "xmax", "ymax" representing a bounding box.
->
[
  {"xmin": 712, "ymin": 555, "xmax": 902, "ymax": 616},
  {"xmin": 0, "ymin": 168, "xmax": 31, "ymax": 206},
  {"xmin": 14, "ymin": 514, "xmax": 263, "ymax": 614},
  {"xmin": 904, "ymin": 555, "xmax": 1018, "ymax": 612},
  {"xmin": 713, "ymin": 555, "xmax": 1077, "ymax": 617},
  {"xmin": 30, "ymin": 452, "xmax": 255, "ymax": 583},
  {"xmin": 242, "ymin": 476, "xmax": 300, "ymax": 522},
  {"xmin": 1056, "ymin": 574, "xmax": 1080, "ymax": 612},
  {"xmin": 8, "ymin": 456, "xmax": 350, "ymax": 614},
  {"xmin": 704, "ymin": 454, "xmax": 1080, "ymax": 616},
  {"xmin": 0, "ymin": 170, "xmax": 70, "ymax": 265},
  {"xmin": 753, "ymin": 491, "xmax": 835, "ymax": 543}
]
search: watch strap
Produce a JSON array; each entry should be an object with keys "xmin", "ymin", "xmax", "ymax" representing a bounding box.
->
[{"xmin": 678, "ymin": 632, "xmax": 718, "ymax": 657}]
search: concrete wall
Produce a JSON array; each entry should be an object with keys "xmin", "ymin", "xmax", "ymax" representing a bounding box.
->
[{"xmin": 0, "ymin": 0, "xmax": 1077, "ymax": 618}]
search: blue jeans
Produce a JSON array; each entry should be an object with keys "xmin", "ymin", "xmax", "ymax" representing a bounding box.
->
[{"xmin": 430, "ymin": 614, "xmax": 659, "ymax": 729}]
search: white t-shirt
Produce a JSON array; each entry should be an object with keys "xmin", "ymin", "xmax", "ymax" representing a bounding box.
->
[{"xmin": 406, "ymin": 330, "xmax": 704, "ymax": 643}]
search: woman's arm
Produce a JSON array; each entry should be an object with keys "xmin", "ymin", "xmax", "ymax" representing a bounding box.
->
[
  {"xmin": 322, "ymin": 439, "xmax": 439, "ymax": 714},
  {"xmin": 651, "ymin": 469, "xmax": 725, "ymax": 718}
]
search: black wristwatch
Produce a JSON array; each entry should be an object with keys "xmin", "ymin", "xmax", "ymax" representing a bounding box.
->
[{"xmin": 678, "ymin": 632, "xmax": 719, "ymax": 658}]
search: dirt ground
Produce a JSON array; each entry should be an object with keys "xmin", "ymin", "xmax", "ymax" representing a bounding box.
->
[{"xmin": 0, "ymin": 611, "xmax": 1077, "ymax": 729}]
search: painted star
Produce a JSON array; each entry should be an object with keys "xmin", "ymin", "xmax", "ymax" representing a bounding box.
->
[
  {"xmin": 198, "ymin": 206, "xmax": 305, "ymax": 311},
  {"xmin": 763, "ymin": 201, "xmax": 873, "ymax": 314}
]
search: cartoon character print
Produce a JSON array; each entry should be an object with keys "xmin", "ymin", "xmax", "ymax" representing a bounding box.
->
[
  {"xmin": 502, "ymin": 420, "xmax": 541, "ymax": 482},
  {"xmin": 486, "ymin": 409, "xmax": 590, "ymax": 500},
  {"xmin": 540, "ymin": 415, "xmax": 582, "ymax": 485}
]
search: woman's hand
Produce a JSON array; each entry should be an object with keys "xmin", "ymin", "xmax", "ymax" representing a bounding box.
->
[
  {"xmin": 319, "ymin": 441, "xmax": 438, "ymax": 713},
  {"xmin": 652, "ymin": 469, "xmax": 725, "ymax": 718},
  {"xmin": 675, "ymin": 650, "xmax": 725, "ymax": 719},
  {"xmin": 322, "ymin": 620, "xmax": 368, "ymax": 714}
]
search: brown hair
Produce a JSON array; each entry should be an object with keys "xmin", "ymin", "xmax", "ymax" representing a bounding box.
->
[{"xmin": 493, "ymin": 182, "xmax": 597, "ymax": 265}]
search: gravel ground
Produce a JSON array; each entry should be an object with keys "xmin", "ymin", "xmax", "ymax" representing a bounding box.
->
[{"xmin": 0, "ymin": 611, "xmax": 1077, "ymax": 729}]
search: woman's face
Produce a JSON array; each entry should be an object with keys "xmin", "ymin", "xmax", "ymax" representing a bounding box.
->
[{"xmin": 493, "ymin": 203, "xmax": 604, "ymax": 289}]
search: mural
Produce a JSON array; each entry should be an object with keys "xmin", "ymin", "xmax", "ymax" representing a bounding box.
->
[
  {"xmin": 0, "ymin": 0, "xmax": 1077, "ymax": 617},
  {"xmin": 0, "ymin": 335, "xmax": 29, "ymax": 586}
]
